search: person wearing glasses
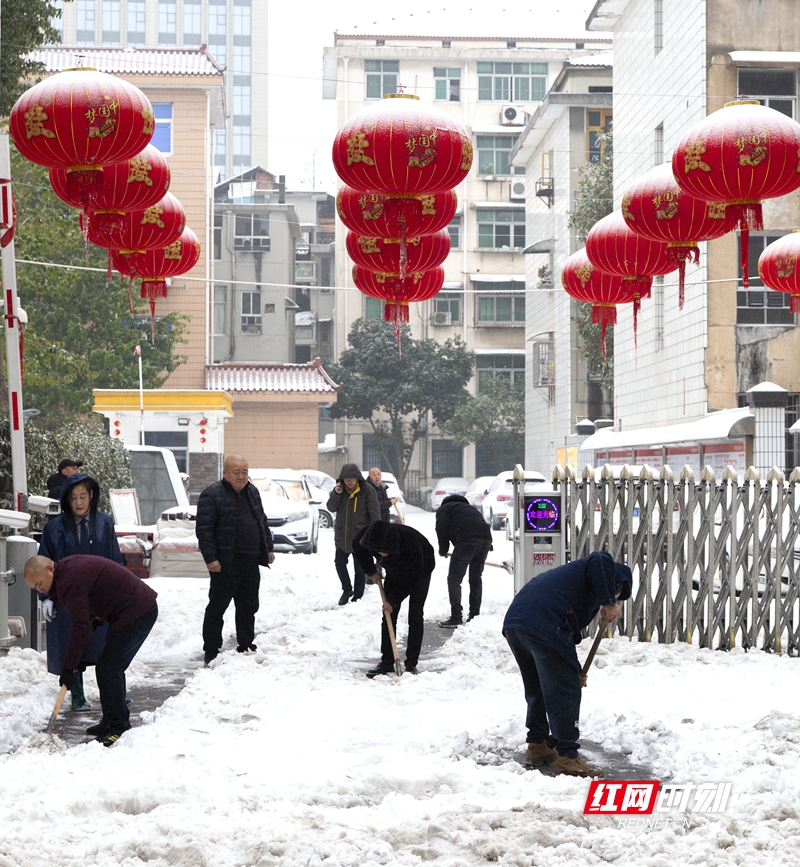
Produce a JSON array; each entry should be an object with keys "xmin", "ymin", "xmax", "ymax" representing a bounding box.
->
[{"xmin": 196, "ymin": 454, "xmax": 274, "ymax": 666}]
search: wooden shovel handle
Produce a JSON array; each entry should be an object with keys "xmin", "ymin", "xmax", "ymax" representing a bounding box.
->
[
  {"xmin": 580, "ymin": 617, "xmax": 611, "ymax": 678},
  {"xmin": 46, "ymin": 684, "xmax": 68, "ymax": 733},
  {"xmin": 373, "ymin": 573, "xmax": 402, "ymax": 675}
]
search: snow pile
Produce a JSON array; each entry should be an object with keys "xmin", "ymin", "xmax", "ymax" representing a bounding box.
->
[{"xmin": 2, "ymin": 510, "xmax": 800, "ymax": 866}]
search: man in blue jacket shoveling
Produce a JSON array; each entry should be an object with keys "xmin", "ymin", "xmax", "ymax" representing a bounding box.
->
[{"xmin": 503, "ymin": 551, "xmax": 632, "ymax": 777}]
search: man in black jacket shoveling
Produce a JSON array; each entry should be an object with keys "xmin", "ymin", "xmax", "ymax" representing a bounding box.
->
[
  {"xmin": 353, "ymin": 520, "xmax": 435, "ymax": 677},
  {"xmin": 196, "ymin": 454, "xmax": 274, "ymax": 665},
  {"xmin": 436, "ymin": 494, "xmax": 493, "ymax": 627}
]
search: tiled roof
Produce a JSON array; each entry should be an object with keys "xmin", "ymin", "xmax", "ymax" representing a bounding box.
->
[
  {"xmin": 205, "ymin": 359, "xmax": 339, "ymax": 394},
  {"xmin": 30, "ymin": 44, "xmax": 225, "ymax": 76}
]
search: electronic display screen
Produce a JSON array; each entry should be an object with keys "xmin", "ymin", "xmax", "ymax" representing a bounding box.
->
[{"xmin": 523, "ymin": 495, "xmax": 561, "ymax": 534}]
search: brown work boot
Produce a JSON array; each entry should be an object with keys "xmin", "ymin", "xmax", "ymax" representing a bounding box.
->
[
  {"xmin": 525, "ymin": 741, "xmax": 556, "ymax": 768},
  {"xmin": 553, "ymin": 754, "xmax": 601, "ymax": 778}
]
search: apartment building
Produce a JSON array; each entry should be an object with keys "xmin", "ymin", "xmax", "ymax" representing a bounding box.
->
[
  {"xmin": 582, "ymin": 0, "xmax": 800, "ymax": 473},
  {"xmin": 323, "ymin": 30, "xmax": 610, "ymax": 489},
  {"xmin": 54, "ymin": 0, "xmax": 266, "ymax": 179}
]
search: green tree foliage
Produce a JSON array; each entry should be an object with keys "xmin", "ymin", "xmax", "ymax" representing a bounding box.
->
[
  {"xmin": 566, "ymin": 131, "xmax": 614, "ymax": 407},
  {"xmin": 326, "ymin": 319, "xmax": 474, "ymax": 491},
  {"xmin": 0, "ymin": 0, "xmax": 63, "ymax": 118},
  {"xmin": 6, "ymin": 151, "xmax": 188, "ymax": 424},
  {"xmin": 0, "ymin": 414, "xmax": 132, "ymax": 514},
  {"xmin": 441, "ymin": 376, "xmax": 525, "ymax": 474}
]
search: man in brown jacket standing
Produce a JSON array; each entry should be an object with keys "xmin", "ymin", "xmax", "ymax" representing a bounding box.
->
[{"xmin": 326, "ymin": 462, "xmax": 380, "ymax": 605}]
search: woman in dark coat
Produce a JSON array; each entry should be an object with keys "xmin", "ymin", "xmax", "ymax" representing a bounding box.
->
[{"xmin": 38, "ymin": 474, "xmax": 123, "ymax": 711}]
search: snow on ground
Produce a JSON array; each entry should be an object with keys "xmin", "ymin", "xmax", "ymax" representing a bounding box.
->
[{"xmin": 2, "ymin": 509, "xmax": 800, "ymax": 866}]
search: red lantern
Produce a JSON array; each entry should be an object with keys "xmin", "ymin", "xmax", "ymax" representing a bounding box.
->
[
  {"xmin": 352, "ymin": 265, "xmax": 444, "ymax": 314},
  {"xmin": 346, "ymin": 229, "xmax": 450, "ymax": 275},
  {"xmin": 332, "ymin": 94, "xmax": 473, "ymax": 194},
  {"xmin": 673, "ymin": 100, "xmax": 800, "ymax": 287},
  {"xmin": 119, "ymin": 227, "xmax": 201, "ymax": 339},
  {"xmin": 337, "ymin": 186, "xmax": 458, "ymax": 238},
  {"xmin": 757, "ymin": 231, "xmax": 800, "ymax": 312},
  {"xmin": 9, "ymin": 67, "xmax": 154, "ymax": 208},
  {"xmin": 88, "ymin": 191, "xmax": 186, "ymax": 251},
  {"xmin": 562, "ymin": 248, "xmax": 644, "ymax": 356},
  {"xmin": 50, "ymin": 144, "xmax": 170, "ymax": 218},
  {"xmin": 586, "ymin": 210, "xmax": 677, "ymax": 305},
  {"xmin": 622, "ymin": 164, "xmax": 735, "ymax": 308}
]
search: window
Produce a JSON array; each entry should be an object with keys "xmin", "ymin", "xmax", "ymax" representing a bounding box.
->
[
  {"xmin": 183, "ymin": 0, "xmax": 201, "ymax": 45},
  {"xmin": 654, "ymin": 0, "xmax": 663, "ymax": 55},
  {"xmin": 363, "ymin": 434, "xmax": 396, "ymax": 472},
  {"xmin": 213, "ymin": 285, "xmax": 227, "ymax": 334},
  {"xmin": 475, "ymin": 283, "xmax": 525, "ymax": 326},
  {"xmin": 365, "ymin": 59, "xmax": 399, "ymax": 99},
  {"xmin": 654, "ymin": 275, "xmax": 665, "ymax": 351},
  {"xmin": 432, "ymin": 440, "xmax": 463, "ymax": 477},
  {"xmin": 127, "ymin": 0, "xmax": 145, "ymax": 45},
  {"xmin": 737, "ymin": 233, "xmax": 794, "ymax": 325},
  {"xmin": 533, "ymin": 339, "xmax": 554, "ymax": 387},
  {"xmin": 213, "ymin": 214, "xmax": 223, "ymax": 260},
  {"xmin": 234, "ymin": 0, "xmax": 251, "ymax": 36},
  {"xmin": 234, "ymin": 213, "xmax": 270, "ymax": 250},
  {"xmin": 76, "ymin": 0, "xmax": 95, "ymax": 43},
  {"xmin": 209, "ymin": 0, "xmax": 226, "ymax": 34},
  {"xmin": 158, "ymin": 0, "xmax": 177, "ymax": 46},
  {"xmin": 476, "ymin": 209, "xmax": 525, "ymax": 249},
  {"xmin": 151, "ymin": 104, "xmax": 173, "ymax": 154},
  {"xmin": 232, "ymin": 125, "xmax": 251, "ymax": 176},
  {"xmin": 233, "ymin": 85, "xmax": 251, "ymax": 118},
  {"xmin": 476, "ymin": 135, "xmax": 524, "ymax": 176},
  {"xmin": 364, "ymin": 297, "xmax": 385, "ymax": 320},
  {"xmin": 102, "ymin": 1, "xmax": 120, "ymax": 44},
  {"xmin": 477, "ymin": 61, "xmax": 547, "ymax": 102},
  {"xmin": 143, "ymin": 431, "xmax": 187, "ymax": 474},
  {"xmin": 434, "ymin": 68, "xmax": 461, "ymax": 101},
  {"xmin": 434, "ymin": 292, "xmax": 461, "ymax": 325},
  {"xmin": 447, "ymin": 216, "xmax": 461, "ymax": 249},
  {"xmin": 50, "ymin": 0, "xmax": 64, "ymax": 40},
  {"xmin": 738, "ymin": 68, "xmax": 797, "ymax": 118},
  {"xmin": 214, "ymin": 129, "xmax": 226, "ymax": 168},
  {"xmin": 587, "ymin": 109, "xmax": 613, "ymax": 162},
  {"xmin": 476, "ymin": 354, "xmax": 525, "ymax": 392},
  {"xmin": 233, "ymin": 44, "xmax": 251, "ymax": 77},
  {"xmin": 241, "ymin": 291, "xmax": 262, "ymax": 334},
  {"xmin": 654, "ymin": 122, "xmax": 664, "ymax": 166}
]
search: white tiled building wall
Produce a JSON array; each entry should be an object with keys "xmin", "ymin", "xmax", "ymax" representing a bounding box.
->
[{"xmin": 610, "ymin": 0, "xmax": 711, "ymax": 430}]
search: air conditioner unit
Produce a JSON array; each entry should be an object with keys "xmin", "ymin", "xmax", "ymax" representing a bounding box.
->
[
  {"xmin": 432, "ymin": 311, "xmax": 452, "ymax": 326},
  {"xmin": 510, "ymin": 180, "xmax": 526, "ymax": 202},
  {"xmin": 500, "ymin": 104, "xmax": 527, "ymax": 125}
]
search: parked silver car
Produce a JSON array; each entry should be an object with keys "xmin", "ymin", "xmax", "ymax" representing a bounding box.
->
[{"xmin": 430, "ymin": 477, "xmax": 470, "ymax": 511}]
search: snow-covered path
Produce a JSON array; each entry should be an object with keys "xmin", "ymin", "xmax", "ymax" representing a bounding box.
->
[{"xmin": 2, "ymin": 509, "xmax": 800, "ymax": 866}]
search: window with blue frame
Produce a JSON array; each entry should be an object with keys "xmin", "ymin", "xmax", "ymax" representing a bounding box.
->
[{"xmin": 151, "ymin": 104, "xmax": 173, "ymax": 154}]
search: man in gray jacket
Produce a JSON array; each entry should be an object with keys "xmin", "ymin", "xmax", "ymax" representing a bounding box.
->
[{"xmin": 326, "ymin": 462, "xmax": 380, "ymax": 605}]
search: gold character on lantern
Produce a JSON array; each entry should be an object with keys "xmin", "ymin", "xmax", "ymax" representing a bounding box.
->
[
  {"xmin": 576, "ymin": 264, "xmax": 592, "ymax": 286},
  {"xmin": 683, "ymin": 139, "xmax": 711, "ymax": 174},
  {"xmin": 406, "ymin": 127, "xmax": 438, "ymax": 168},
  {"xmin": 776, "ymin": 255, "xmax": 796, "ymax": 279},
  {"xmin": 128, "ymin": 154, "xmax": 154, "ymax": 186},
  {"xmin": 140, "ymin": 205, "xmax": 166, "ymax": 229},
  {"xmin": 358, "ymin": 193, "xmax": 385, "ymax": 221},
  {"xmin": 346, "ymin": 132, "xmax": 375, "ymax": 167},
  {"xmin": 23, "ymin": 104, "xmax": 56, "ymax": 139},
  {"xmin": 141, "ymin": 106, "xmax": 155, "ymax": 136},
  {"xmin": 420, "ymin": 195, "xmax": 436, "ymax": 216},
  {"xmin": 86, "ymin": 99, "xmax": 120, "ymax": 139},
  {"xmin": 707, "ymin": 202, "xmax": 727, "ymax": 220},
  {"xmin": 736, "ymin": 131, "xmax": 767, "ymax": 167},
  {"xmin": 654, "ymin": 192, "xmax": 679, "ymax": 220},
  {"xmin": 621, "ymin": 195, "xmax": 634, "ymax": 222},
  {"xmin": 164, "ymin": 240, "xmax": 183, "ymax": 260},
  {"xmin": 357, "ymin": 236, "xmax": 381, "ymax": 254}
]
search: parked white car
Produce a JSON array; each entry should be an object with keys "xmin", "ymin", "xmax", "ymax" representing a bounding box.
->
[
  {"xmin": 481, "ymin": 470, "xmax": 548, "ymax": 530},
  {"xmin": 249, "ymin": 468, "xmax": 319, "ymax": 554},
  {"xmin": 299, "ymin": 470, "xmax": 336, "ymax": 529},
  {"xmin": 465, "ymin": 476, "xmax": 496, "ymax": 511},
  {"xmin": 379, "ymin": 471, "xmax": 406, "ymax": 523},
  {"xmin": 430, "ymin": 477, "xmax": 470, "ymax": 511}
]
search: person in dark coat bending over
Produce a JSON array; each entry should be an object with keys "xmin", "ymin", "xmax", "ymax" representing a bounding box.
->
[
  {"xmin": 196, "ymin": 454, "xmax": 274, "ymax": 665},
  {"xmin": 38, "ymin": 473, "xmax": 124, "ymax": 712},
  {"xmin": 24, "ymin": 554, "xmax": 158, "ymax": 747},
  {"xmin": 503, "ymin": 551, "xmax": 632, "ymax": 777},
  {"xmin": 435, "ymin": 493, "xmax": 493, "ymax": 627},
  {"xmin": 353, "ymin": 520, "xmax": 435, "ymax": 677}
]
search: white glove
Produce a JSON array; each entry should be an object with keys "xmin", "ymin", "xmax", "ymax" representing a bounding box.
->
[{"xmin": 42, "ymin": 599, "xmax": 56, "ymax": 622}]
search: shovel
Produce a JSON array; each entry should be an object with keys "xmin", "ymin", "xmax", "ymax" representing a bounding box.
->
[
  {"xmin": 581, "ymin": 616, "xmax": 611, "ymax": 678},
  {"xmin": 45, "ymin": 684, "xmax": 68, "ymax": 734},
  {"xmin": 443, "ymin": 552, "xmax": 514, "ymax": 574},
  {"xmin": 372, "ymin": 573, "xmax": 403, "ymax": 676}
]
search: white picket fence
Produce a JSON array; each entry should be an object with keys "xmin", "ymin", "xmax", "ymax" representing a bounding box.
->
[{"xmin": 558, "ymin": 464, "xmax": 800, "ymax": 654}]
